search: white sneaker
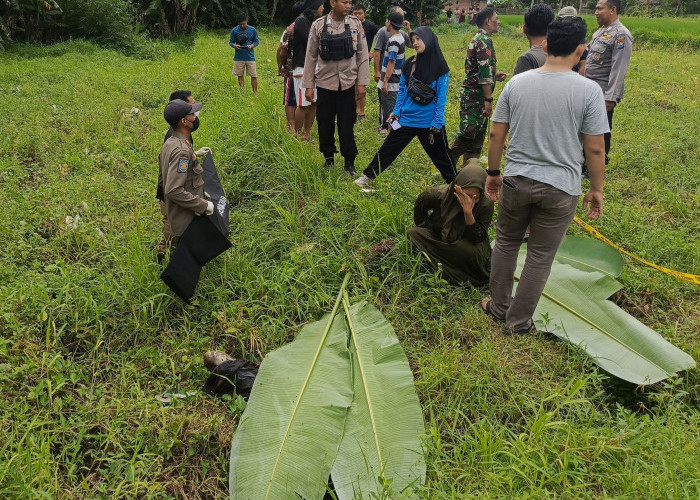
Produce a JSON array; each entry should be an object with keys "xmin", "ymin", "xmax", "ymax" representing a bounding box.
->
[{"xmin": 354, "ymin": 175, "xmax": 371, "ymax": 187}]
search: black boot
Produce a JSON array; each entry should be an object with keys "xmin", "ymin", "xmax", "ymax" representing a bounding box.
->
[
  {"xmin": 344, "ymin": 158, "xmax": 357, "ymax": 176},
  {"xmin": 323, "ymin": 157, "xmax": 335, "ymax": 169}
]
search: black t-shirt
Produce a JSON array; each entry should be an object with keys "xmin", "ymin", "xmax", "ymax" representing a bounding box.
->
[
  {"xmin": 362, "ymin": 20, "xmax": 379, "ymax": 55},
  {"xmin": 292, "ymin": 13, "xmax": 313, "ymax": 69}
]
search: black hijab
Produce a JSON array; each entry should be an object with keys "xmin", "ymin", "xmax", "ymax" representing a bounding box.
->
[{"xmin": 403, "ymin": 27, "xmax": 450, "ymax": 84}]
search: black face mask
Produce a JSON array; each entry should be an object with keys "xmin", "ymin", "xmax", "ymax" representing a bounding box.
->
[{"xmin": 192, "ymin": 116, "xmax": 200, "ymax": 132}]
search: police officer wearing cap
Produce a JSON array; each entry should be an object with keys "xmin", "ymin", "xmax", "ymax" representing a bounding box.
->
[
  {"xmin": 302, "ymin": 0, "xmax": 369, "ymax": 175},
  {"xmin": 160, "ymin": 100, "xmax": 214, "ymax": 248},
  {"xmin": 585, "ymin": 0, "xmax": 633, "ymax": 164}
]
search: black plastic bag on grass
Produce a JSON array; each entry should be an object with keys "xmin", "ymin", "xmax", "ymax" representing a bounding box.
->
[{"xmin": 202, "ymin": 359, "xmax": 259, "ymax": 400}]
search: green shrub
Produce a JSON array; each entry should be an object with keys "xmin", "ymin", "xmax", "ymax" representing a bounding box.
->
[{"xmin": 56, "ymin": 0, "xmax": 135, "ymax": 50}]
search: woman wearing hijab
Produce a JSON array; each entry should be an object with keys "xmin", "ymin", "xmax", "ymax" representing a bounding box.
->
[
  {"xmin": 407, "ymin": 160, "xmax": 493, "ymax": 286},
  {"xmin": 354, "ymin": 27, "xmax": 457, "ymax": 186}
]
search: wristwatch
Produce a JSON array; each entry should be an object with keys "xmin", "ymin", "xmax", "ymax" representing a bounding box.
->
[
  {"xmin": 486, "ymin": 169, "xmax": 501, "ymax": 176},
  {"xmin": 484, "ymin": 97, "xmax": 493, "ymax": 102}
]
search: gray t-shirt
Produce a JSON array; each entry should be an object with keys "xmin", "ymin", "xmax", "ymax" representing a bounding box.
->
[
  {"xmin": 512, "ymin": 45, "xmax": 546, "ymax": 75},
  {"xmin": 492, "ymin": 70, "xmax": 609, "ymax": 195},
  {"xmin": 373, "ymin": 26, "xmax": 410, "ymax": 53}
]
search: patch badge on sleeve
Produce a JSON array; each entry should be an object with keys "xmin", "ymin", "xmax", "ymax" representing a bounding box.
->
[
  {"xmin": 616, "ymin": 36, "xmax": 625, "ymax": 49},
  {"xmin": 177, "ymin": 159, "xmax": 189, "ymax": 173}
]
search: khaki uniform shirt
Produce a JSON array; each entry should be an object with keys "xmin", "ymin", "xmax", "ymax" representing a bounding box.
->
[
  {"xmin": 159, "ymin": 130, "xmax": 208, "ymax": 237},
  {"xmin": 585, "ymin": 19, "xmax": 633, "ymax": 102},
  {"xmin": 302, "ymin": 14, "xmax": 370, "ymax": 91}
]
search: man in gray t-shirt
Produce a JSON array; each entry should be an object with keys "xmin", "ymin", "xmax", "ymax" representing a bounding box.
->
[{"xmin": 482, "ymin": 17, "xmax": 609, "ymax": 335}]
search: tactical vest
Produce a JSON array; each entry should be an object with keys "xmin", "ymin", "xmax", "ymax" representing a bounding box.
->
[{"xmin": 319, "ymin": 16, "xmax": 355, "ymax": 61}]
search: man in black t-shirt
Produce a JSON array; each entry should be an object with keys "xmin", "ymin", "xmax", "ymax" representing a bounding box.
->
[{"xmin": 292, "ymin": 0, "xmax": 325, "ymax": 140}]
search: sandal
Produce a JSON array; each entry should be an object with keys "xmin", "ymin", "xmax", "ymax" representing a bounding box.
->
[{"xmin": 481, "ymin": 297, "xmax": 505, "ymax": 324}]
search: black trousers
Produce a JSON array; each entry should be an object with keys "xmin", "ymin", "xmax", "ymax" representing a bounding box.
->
[
  {"xmin": 316, "ymin": 85, "xmax": 358, "ymax": 162},
  {"xmin": 583, "ymin": 107, "xmax": 614, "ymax": 173},
  {"xmin": 363, "ymin": 125, "xmax": 457, "ymax": 183},
  {"xmin": 604, "ymin": 107, "xmax": 614, "ymax": 165}
]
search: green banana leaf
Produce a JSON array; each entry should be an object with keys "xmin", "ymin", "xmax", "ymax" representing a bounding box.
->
[
  {"xmin": 229, "ymin": 277, "xmax": 353, "ymax": 500},
  {"xmin": 331, "ymin": 297, "xmax": 426, "ymax": 500},
  {"xmin": 515, "ymin": 236, "xmax": 696, "ymax": 385}
]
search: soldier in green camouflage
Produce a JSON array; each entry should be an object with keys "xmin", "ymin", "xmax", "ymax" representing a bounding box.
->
[{"xmin": 451, "ymin": 8, "xmax": 507, "ymax": 165}]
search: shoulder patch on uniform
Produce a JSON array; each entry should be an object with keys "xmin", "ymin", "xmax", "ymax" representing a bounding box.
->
[
  {"xmin": 178, "ymin": 158, "xmax": 189, "ymax": 173},
  {"xmin": 616, "ymin": 36, "xmax": 625, "ymax": 49}
]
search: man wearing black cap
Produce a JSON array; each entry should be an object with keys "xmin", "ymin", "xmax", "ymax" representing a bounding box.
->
[
  {"xmin": 160, "ymin": 100, "xmax": 214, "ymax": 247},
  {"xmin": 303, "ymin": 0, "xmax": 369, "ymax": 174}
]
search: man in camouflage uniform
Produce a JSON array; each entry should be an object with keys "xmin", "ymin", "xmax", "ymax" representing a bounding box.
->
[
  {"xmin": 451, "ymin": 8, "xmax": 507, "ymax": 165},
  {"xmin": 585, "ymin": 0, "xmax": 633, "ymax": 165}
]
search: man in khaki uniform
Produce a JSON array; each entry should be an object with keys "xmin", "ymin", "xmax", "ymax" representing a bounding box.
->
[
  {"xmin": 585, "ymin": 0, "xmax": 633, "ymax": 164},
  {"xmin": 160, "ymin": 99, "xmax": 214, "ymax": 248},
  {"xmin": 303, "ymin": 0, "xmax": 369, "ymax": 175}
]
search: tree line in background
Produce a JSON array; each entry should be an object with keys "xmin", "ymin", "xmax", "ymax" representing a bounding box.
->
[{"xmin": 1, "ymin": 0, "xmax": 697, "ymax": 49}]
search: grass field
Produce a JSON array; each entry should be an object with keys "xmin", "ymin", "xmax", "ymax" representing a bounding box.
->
[
  {"xmin": 497, "ymin": 14, "xmax": 700, "ymax": 48},
  {"xmin": 1, "ymin": 21, "xmax": 699, "ymax": 498}
]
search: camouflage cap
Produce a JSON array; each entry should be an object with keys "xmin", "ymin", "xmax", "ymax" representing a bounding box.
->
[{"xmin": 558, "ymin": 6, "xmax": 578, "ymax": 17}]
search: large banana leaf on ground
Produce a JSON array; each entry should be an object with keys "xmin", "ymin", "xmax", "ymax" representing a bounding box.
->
[
  {"xmin": 514, "ymin": 236, "xmax": 695, "ymax": 385},
  {"xmin": 330, "ymin": 297, "xmax": 426, "ymax": 500},
  {"xmin": 229, "ymin": 277, "xmax": 353, "ymax": 500},
  {"xmin": 229, "ymin": 275, "xmax": 426, "ymax": 499}
]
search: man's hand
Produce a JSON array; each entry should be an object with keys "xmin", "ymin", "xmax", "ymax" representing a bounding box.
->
[
  {"xmin": 485, "ymin": 175, "xmax": 502, "ymax": 202},
  {"xmin": 234, "ymin": 44, "xmax": 241, "ymax": 49},
  {"xmin": 381, "ymin": 83, "xmax": 388, "ymax": 95},
  {"xmin": 205, "ymin": 201, "xmax": 215, "ymax": 216},
  {"xmin": 305, "ymin": 88, "xmax": 315, "ymax": 104},
  {"xmin": 582, "ymin": 189, "xmax": 604, "ymax": 219},
  {"xmin": 454, "ymin": 185, "xmax": 476, "ymax": 213},
  {"xmin": 605, "ymin": 100, "xmax": 616, "ymax": 113},
  {"xmin": 356, "ymin": 85, "xmax": 366, "ymax": 98},
  {"xmin": 482, "ymin": 101, "xmax": 493, "ymax": 117},
  {"xmin": 374, "ymin": 70, "xmax": 381, "ymax": 83},
  {"xmin": 195, "ymin": 147, "xmax": 211, "ymax": 158},
  {"xmin": 403, "ymin": 20, "xmax": 411, "ymax": 32},
  {"xmin": 247, "ymin": 44, "xmax": 254, "ymax": 50},
  {"xmin": 386, "ymin": 113, "xmax": 399, "ymax": 124},
  {"xmin": 496, "ymin": 71, "xmax": 508, "ymax": 82}
]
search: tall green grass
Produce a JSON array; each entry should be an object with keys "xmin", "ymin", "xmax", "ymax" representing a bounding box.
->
[{"xmin": 0, "ymin": 28, "xmax": 698, "ymax": 498}]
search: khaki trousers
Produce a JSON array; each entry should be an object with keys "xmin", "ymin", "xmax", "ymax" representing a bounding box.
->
[
  {"xmin": 489, "ymin": 176, "xmax": 579, "ymax": 331},
  {"xmin": 157, "ymin": 200, "xmax": 173, "ymax": 254}
]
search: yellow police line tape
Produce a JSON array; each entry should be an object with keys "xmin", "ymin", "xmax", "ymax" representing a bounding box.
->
[{"xmin": 572, "ymin": 216, "xmax": 700, "ymax": 285}]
